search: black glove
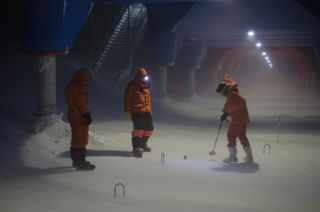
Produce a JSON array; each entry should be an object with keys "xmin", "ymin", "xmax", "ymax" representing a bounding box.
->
[
  {"xmin": 220, "ymin": 112, "xmax": 228, "ymax": 122},
  {"xmin": 83, "ymin": 112, "xmax": 92, "ymax": 125}
]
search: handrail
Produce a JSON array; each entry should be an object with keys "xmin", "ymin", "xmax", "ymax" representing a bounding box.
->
[{"xmin": 92, "ymin": 3, "xmax": 148, "ymax": 82}]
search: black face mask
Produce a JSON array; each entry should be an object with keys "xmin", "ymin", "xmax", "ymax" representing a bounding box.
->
[
  {"xmin": 216, "ymin": 82, "xmax": 228, "ymax": 94},
  {"xmin": 141, "ymin": 82, "xmax": 150, "ymax": 89}
]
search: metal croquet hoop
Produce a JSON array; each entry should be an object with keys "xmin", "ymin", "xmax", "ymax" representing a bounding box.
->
[
  {"xmin": 263, "ymin": 144, "xmax": 271, "ymax": 154},
  {"xmin": 209, "ymin": 120, "xmax": 223, "ymax": 155},
  {"xmin": 160, "ymin": 152, "xmax": 165, "ymax": 165},
  {"xmin": 114, "ymin": 183, "xmax": 125, "ymax": 197}
]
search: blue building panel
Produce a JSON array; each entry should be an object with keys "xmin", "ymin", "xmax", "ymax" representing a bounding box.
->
[
  {"xmin": 146, "ymin": 2, "xmax": 195, "ymax": 65},
  {"xmin": 23, "ymin": 0, "xmax": 92, "ymax": 53},
  {"xmin": 151, "ymin": 32, "xmax": 177, "ymax": 65},
  {"xmin": 99, "ymin": 0, "xmax": 195, "ymax": 4},
  {"xmin": 181, "ymin": 41, "xmax": 207, "ymax": 69}
]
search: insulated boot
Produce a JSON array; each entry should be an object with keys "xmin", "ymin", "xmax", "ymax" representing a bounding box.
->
[
  {"xmin": 74, "ymin": 161, "xmax": 96, "ymax": 171},
  {"xmin": 243, "ymin": 146, "xmax": 254, "ymax": 163},
  {"xmin": 223, "ymin": 146, "xmax": 238, "ymax": 163},
  {"xmin": 70, "ymin": 148, "xmax": 95, "ymax": 171},
  {"xmin": 70, "ymin": 148, "xmax": 80, "ymax": 167},
  {"xmin": 132, "ymin": 137, "xmax": 143, "ymax": 158},
  {"xmin": 141, "ymin": 136, "xmax": 151, "ymax": 152},
  {"xmin": 141, "ymin": 144, "xmax": 151, "ymax": 152},
  {"xmin": 79, "ymin": 148, "xmax": 96, "ymax": 170},
  {"xmin": 132, "ymin": 147, "xmax": 143, "ymax": 158}
]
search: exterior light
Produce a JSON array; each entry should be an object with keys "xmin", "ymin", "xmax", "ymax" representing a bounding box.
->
[
  {"xmin": 247, "ymin": 30, "xmax": 255, "ymax": 37},
  {"xmin": 262, "ymin": 52, "xmax": 267, "ymax": 56},
  {"xmin": 256, "ymin": 42, "xmax": 262, "ymax": 48}
]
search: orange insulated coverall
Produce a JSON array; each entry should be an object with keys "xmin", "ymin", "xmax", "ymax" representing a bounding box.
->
[
  {"xmin": 65, "ymin": 68, "xmax": 92, "ymax": 149},
  {"xmin": 223, "ymin": 76, "xmax": 250, "ymax": 148}
]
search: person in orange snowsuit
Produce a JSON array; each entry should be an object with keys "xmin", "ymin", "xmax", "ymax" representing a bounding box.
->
[
  {"xmin": 123, "ymin": 67, "xmax": 154, "ymax": 158},
  {"xmin": 65, "ymin": 68, "xmax": 95, "ymax": 170},
  {"xmin": 216, "ymin": 74, "xmax": 253, "ymax": 163}
]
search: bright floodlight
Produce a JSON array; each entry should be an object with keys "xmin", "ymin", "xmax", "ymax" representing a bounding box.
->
[
  {"xmin": 247, "ymin": 30, "xmax": 255, "ymax": 37},
  {"xmin": 262, "ymin": 52, "xmax": 267, "ymax": 56},
  {"xmin": 256, "ymin": 42, "xmax": 262, "ymax": 48},
  {"xmin": 265, "ymin": 56, "xmax": 269, "ymax": 60}
]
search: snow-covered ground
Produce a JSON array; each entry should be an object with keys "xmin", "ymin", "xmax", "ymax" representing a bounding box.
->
[
  {"xmin": 1, "ymin": 80, "xmax": 320, "ymax": 212},
  {"xmin": 1, "ymin": 41, "xmax": 320, "ymax": 211}
]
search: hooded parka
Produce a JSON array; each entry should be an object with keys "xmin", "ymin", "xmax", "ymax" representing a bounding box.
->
[
  {"xmin": 65, "ymin": 68, "xmax": 92, "ymax": 148},
  {"xmin": 222, "ymin": 74, "xmax": 250, "ymax": 148},
  {"xmin": 123, "ymin": 68, "xmax": 154, "ymax": 155},
  {"xmin": 123, "ymin": 68, "xmax": 152, "ymax": 114}
]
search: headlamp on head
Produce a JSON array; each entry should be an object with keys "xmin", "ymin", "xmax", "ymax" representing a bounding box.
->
[{"xmin": 142, "ymin": 75, "xmax": 150, "ymax": 82}]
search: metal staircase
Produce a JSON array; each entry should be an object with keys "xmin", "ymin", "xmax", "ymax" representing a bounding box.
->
[{"xmin": 92, "ymin": 3, "xmax": 148, "ymax": 83}]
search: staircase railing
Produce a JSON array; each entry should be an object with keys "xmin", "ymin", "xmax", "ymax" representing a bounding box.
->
[
  {"xmin": 91, "ymin": 3, "xmax": 148, "ymax": 83},
  {"xmin": 119, "ymin": 4, "xmax": 148, "ymax": 80},
  {"xmin": 91, "ymin": 5, "xmax": 128, "ymax": 75}
]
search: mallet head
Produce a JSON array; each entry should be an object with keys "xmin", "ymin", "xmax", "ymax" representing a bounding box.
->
[{"xmin": 209, "ymin": 150, "xmax": 216, "ymax": 155}]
